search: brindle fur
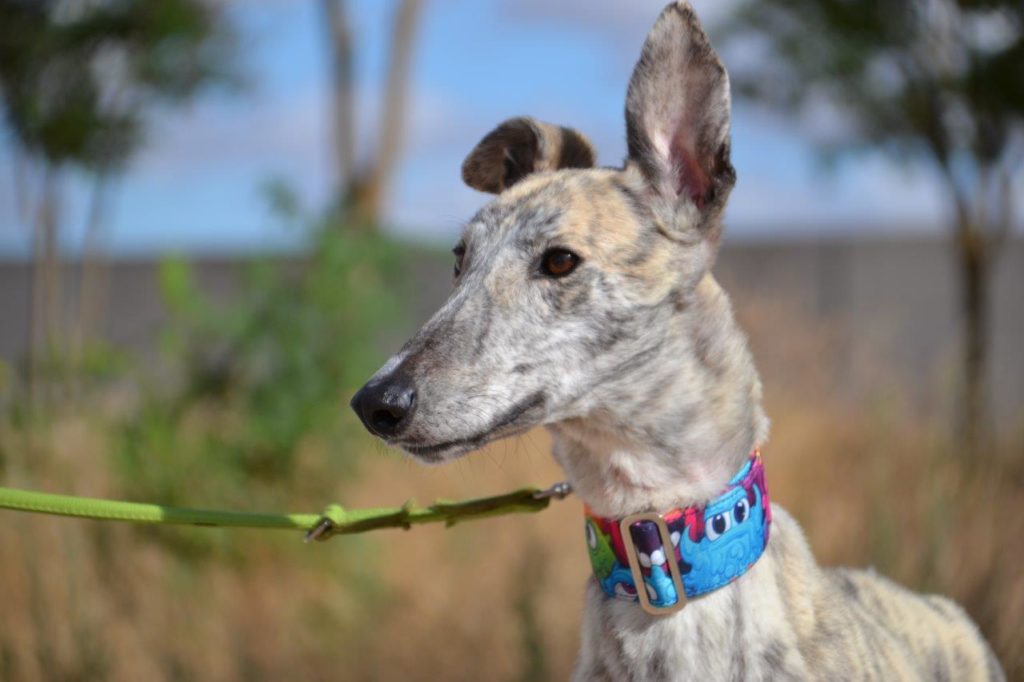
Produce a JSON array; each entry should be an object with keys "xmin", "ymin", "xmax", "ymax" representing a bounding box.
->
[{"xmin": 353, "ymin": 3, "xmax": 1004, "ymax": 679}]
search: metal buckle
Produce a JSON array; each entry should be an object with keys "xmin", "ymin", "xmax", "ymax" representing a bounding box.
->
[{"xmin": 619, "ymin": 512, "xmax": 688, "ymax": 616}]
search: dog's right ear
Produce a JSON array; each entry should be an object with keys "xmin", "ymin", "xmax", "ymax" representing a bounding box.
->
[
  {"xmin": 625, "ymin": 2, "xmax": 735, "ymax": 233},
  {"xmin": 461, "ymin": 117, "xmax": 596, "ymax": 194}
]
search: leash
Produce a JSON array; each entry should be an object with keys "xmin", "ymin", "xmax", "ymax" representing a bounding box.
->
[{"xmin": 0, "ymin": 481, "xmax": 573, "ymax": 542}]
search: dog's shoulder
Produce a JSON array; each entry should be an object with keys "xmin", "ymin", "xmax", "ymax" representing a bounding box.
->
[
  {"xmin": 761, "ymin": 507, "xmax": 1003, "ymax": 680},
  {"xmin": 818, "ymin": 566, "xmax": 1004, "ymax": 681}
]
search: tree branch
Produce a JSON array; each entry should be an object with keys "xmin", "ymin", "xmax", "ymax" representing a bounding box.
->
[
  {"xmin": 366, "ymin": 0, "xmax": 423, "ymax": 219},
  {"xmin": 321, "ymin": 0, "xmax": 357, "ymax": 193},
  {"xmin": 989, "ymin": 166, "xmax": 1013, "ymax": 254}
]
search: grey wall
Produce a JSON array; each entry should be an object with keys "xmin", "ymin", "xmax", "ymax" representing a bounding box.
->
[{"xmin": 1, "ymin": 237, "xmax": 1020, "ymax": 421}]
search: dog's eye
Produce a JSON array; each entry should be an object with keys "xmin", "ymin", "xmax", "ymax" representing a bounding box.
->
[
  {"xmin": 541, "ymin": 248, "xmax": 581, "ymax": 278},
  {"xmin": 705, "ymin": 512, "xmax": 732, "ymax": 541},
  {"xmin": 733, "ymin": 498, "xmax": 750, "ymax": 524},
  {"xmin": 452, "ymin": 242, "xmax": 466, "ymax": 278}
]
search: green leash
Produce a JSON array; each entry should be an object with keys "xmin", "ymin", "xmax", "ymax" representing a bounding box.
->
[{"xmin": 0, "ymin": 482, "xmax": 573, "ymax": 542}]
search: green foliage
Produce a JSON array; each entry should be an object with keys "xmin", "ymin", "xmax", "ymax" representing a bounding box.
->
[
  {"xmin": 722, "ymin": 0, "xmax": 1024, "ymax": 166},
  {"xmin": 0, "ymin": 0, "xmax": 236, "ymax": 168},
  {"xmin": 721, "ymin": 0, "xmax": 1021, "ymax": 453},
  {"xmin": 116, "ymin": 211, "xmax": 408, "ymax": 552}
]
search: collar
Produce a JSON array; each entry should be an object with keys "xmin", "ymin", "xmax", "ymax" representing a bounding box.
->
[{"xmin": 583, "ymin": 450, "xmax": 772, "ymax": 615}]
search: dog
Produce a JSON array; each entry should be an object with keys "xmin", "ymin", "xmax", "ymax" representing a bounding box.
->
[{"xmin": 350, "ymin": 3, "xmax": 1004, "ymax": 680}]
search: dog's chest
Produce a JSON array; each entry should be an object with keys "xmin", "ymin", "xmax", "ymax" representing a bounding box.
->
[{"xmin": 578, "ymin": 557, "xmax": 807, "ymax": 682}]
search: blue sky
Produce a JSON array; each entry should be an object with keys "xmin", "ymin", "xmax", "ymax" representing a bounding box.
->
[{"xmin": 1, "ymin": 0, "xmax": 1013, "ymax": 256}]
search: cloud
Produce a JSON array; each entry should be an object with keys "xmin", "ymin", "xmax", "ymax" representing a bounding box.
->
[
  {"xmin": 121, "ymin": 79, "xmax": 475, "ymax": 218},
  {"xmin": 7, "ymin": 0, "xmax": 1016, "ymax": 256},
  {"xmin": 131, "ymin": 90, "xmax": 327, "ymax": 177}
]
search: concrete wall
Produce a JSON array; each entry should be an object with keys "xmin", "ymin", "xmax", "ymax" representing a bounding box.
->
[{"xmin": 1, "ymin": 237, "xmax": 1020, "ymax": 420}]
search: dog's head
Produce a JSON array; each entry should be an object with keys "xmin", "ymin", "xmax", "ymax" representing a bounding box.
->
[{"xmin": 352, "ymin": 2, "xmax": 737, "ymax": 462}]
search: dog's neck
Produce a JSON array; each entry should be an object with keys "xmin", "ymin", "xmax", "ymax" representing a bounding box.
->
[{"xmin": 548, "ymin": 274, "xmax": 769, "ymax": 518}]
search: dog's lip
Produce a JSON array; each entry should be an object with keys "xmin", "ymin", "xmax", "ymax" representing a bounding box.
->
[
  {"xmin": 391, "ymin": 392, "xmax": 546, "ymax": 459},
  {"xmin": 398, "ymin": 439, "xmax": 464, "ymax": 458},
  {"xmin": 394, "ymin": 422, "xmax": 523, "ymax": 459}
]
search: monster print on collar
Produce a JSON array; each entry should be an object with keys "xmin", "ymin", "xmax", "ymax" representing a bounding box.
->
[{"xmin": 584, "ymin": 451, "xmax": 772, "ymax": 611}]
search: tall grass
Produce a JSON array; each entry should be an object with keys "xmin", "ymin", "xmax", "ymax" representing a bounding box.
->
[{"xmin": 0, "ymin": 259, "xmax": 1020, "ymax": 681}]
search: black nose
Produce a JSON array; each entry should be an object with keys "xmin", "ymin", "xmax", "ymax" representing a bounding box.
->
[{"xmin": 350, "ymin": 374, "xmax": 417, "ymax": 438}]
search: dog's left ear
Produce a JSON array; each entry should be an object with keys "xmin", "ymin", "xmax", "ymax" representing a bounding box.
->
[
  {"xmin": 625, "ymin": 2, "xmax": 735, "ymax": 236},
  {"xmin": 462, "ymin": 117, "xmax": 596, "ymax": 194}
]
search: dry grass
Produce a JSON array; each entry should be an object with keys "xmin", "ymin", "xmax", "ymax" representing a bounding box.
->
[{"xmin": 1, "ymin": 299, "xmax": 1022, "ymax": 681}]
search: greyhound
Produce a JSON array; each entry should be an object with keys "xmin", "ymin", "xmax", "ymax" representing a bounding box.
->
[{"xmin": 350, "ymin": 3, "xmax": 1004, "ymax": 680}]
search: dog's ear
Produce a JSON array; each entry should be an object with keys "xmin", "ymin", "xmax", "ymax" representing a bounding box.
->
[
  {"xmin": 625, "ymin": 2, "xmax": 735, "ymax": 232},
  {"xmin": 462, "ymin": 117, "xmax": 596, "ymax": 194}
]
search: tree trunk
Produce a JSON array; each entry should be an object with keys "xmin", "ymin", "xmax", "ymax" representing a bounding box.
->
[
  {"xmin": 321, "ymin": 0, "xmax": 357, "ymax": 209},
  {"xmin": 955, "ymin": 220, "xmax": 989, "ymax": 455},
  {"xmin": 13, "ymin": 152, "xmax": 41, "ymax": 410},
  {"xmin": 348, "ymin": 0, "xmax": 419, "ymax": 229},
  {"xmin": 28, "ymin": 194, "xmax": 46, "ymax": 412},
  {"xmin": 354, "ymin": 0, "xmax": 423, "ymax": 228},
  {"xmin": 72, "ymin": 173, "xmax": 112, "ymax": 398},
  {"xmin": 321, "ymin": 0, "xmax": 424, "ymax": 230},
  {"xmin": 30, "ymin": 164, "xmax": 61, "ymax": 411}
]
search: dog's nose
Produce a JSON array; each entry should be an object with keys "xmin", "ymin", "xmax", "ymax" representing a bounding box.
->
[{"xmin": 350, "ymin": 374, "xmax": 417, "ymax": 438}]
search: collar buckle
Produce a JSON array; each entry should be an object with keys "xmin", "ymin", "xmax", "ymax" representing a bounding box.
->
[{"xmin": 619, "ymin": 512, "xmax": 688, "ymax": 616}]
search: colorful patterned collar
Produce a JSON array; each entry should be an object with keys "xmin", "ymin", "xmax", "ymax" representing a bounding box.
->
[{"xmin": 584, "ymin": 451, "xmax": 772, "ymax": 615}]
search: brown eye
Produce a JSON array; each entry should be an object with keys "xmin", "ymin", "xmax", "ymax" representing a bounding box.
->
[
  {"xmin": 541, "ymin": 248, "xmax": 581, "ymax": 278},
  {"xmin": 452, "ymin": 243, "xmax": 466, "ymax": 278}
]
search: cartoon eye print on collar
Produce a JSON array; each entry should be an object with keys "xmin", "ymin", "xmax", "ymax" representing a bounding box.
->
[
  {"xmin": 706, "ymin": 497, "xmax": 752, "ymax": 541},
  {"xmin": 734, "ymin": 498, "xmax": 750, "ymax": 524},
  {"xmin": 705, "ymin": 512, "xmax": 732, "ymax": 541}
]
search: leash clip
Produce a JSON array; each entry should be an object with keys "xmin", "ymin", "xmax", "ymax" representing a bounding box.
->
[
  {"xmin": 532, "ymin": 481, "xmax": 573, "ymax": 501},
  {"xmin": 304, "ymin": 518, "xmax": 334, "ymax": 543},
  {"xmin": 305, "ymin": 503, "xmax": 347, "ymax": 543}
]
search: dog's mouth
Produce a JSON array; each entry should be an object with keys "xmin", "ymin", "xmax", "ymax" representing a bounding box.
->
[{"xmin": 392, "ymin": 392, "xmax": 546, "ymax": 462}]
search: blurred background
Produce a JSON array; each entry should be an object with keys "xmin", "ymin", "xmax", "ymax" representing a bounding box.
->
[{"xmin": 0, "ymin": 0, "xmax": 1021, "ymax": 680}]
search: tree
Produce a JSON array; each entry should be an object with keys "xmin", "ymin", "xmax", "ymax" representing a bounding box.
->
[
  {"xmin": 0, "ymin": 0, "xmax": 236, "ymax": 407},
  {"xmin": 722, "ymin": 0, "xmax": 1023, "ymax": 453},
  {"xmin": 320, "ymin": 0, "xmax": 424, "ymax": 229}
]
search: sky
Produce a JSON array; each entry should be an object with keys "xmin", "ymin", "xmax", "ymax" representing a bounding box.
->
[{"xmin": 0, "ymin": 0, "xmax": 1018, "ymax": 256}]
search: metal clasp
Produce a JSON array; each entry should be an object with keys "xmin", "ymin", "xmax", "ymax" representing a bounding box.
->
[
  {"xmin": 532, "ymin": 481, "xmax": 573, "ymax": 501},
  {"xmin": 619, "ymin": 512, "xmax": 688, "ymax": 616}
]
